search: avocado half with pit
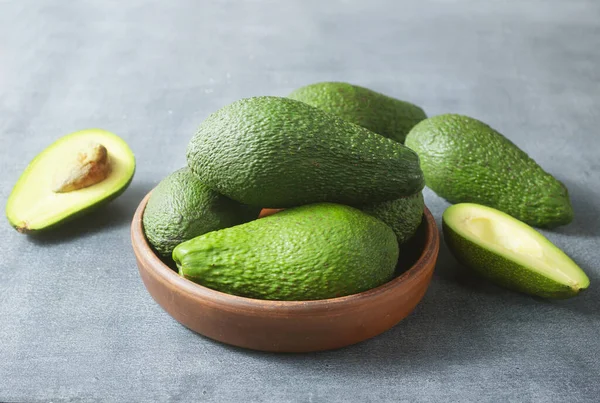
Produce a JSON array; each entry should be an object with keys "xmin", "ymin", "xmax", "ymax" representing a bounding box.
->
[
  {"xmin": 443, "ymin": 203, "xmax": 589, "ymax": 299},
  {"xmin": 6, "ymin": 129, "xmax": 135, "ymax": 233}
]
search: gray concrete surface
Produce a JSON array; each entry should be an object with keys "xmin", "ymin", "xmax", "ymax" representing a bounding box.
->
[{"xmin": 1, "ymin": 1, "xmax": 599, "ymax": 402}]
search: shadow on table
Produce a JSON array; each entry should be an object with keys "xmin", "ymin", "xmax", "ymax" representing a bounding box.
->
[
  {"xmin": 434, "ymin": 222, "xmax": 600, "ymax": 317},
  {"xmin": 208, "ymin": 236, "xmax": 500, "ymax": 370},
  {"xmin": 550, "ymin": 178, "xmax": 599, "ymax": 238},
  {"xmin": 27, "ymin": 181, "xmax": 155, "ymax": 246},
  {"xmin": 210, "ymin": 226, "xmax": 598, "ymax": 375},
  {"xmin": 545, "ymin": 265, "xmax": 600, "ymax": 317},
  {"xmin": 171, "ymin": 198, "xmax": 597, "ymax": 370}
]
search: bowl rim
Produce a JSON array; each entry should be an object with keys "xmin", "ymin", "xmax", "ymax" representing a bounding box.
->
[{"xmin": 131, "ymin": 191, "xmax": 439, "ymax": 315}]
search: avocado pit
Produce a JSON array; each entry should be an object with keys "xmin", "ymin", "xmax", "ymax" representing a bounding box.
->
[{"xmin": 52, "ymin": 143, "xmax": 111, "ymax": 193}]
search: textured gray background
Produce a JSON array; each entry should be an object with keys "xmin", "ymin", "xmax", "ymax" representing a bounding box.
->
[{"xmin": 1, "ymin": 1, "xmax": 599, "ymax": 402}]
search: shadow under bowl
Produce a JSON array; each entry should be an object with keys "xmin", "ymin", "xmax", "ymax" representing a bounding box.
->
[{"xmin": 131, "ymin": 193, "xmax": 440, "ymax": 353}]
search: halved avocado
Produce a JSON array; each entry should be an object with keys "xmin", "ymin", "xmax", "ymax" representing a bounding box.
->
[
  {"xmin": 443, "ymin": 203, "xmax": 589, "ymax": 299},
  {"xmin": 6, "ymin": 129, "xmax": 135, "ymax": 233}
]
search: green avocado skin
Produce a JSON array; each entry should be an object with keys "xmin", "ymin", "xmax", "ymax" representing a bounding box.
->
[
  {"xmin": 173, "ymin": 203, "xmax": 399, "ymax": 301},
  {"xmin": 359, "ymin": 192, "xmax": 424, "ymax": 245},
  {"xmin": 405, "ymin": 114, "xmax": 573, "ymax": 228},
  {"xmin": 288, "ymin": 82, "xmax": 427, "ymax": 143},
  {"xmin": 142, "ymin": 168, "xmax": 260, "ymax": 258},
  {"xmin": 186, "ymin": 96, "xmax": 424, "ymax": 208},
  {"xmin": 442, "ymin": 217, "xmax": 581, "ymax": 299}
]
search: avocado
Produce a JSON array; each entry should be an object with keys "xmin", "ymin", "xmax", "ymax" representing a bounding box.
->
[
  {"xmin": 173, "ymin": 203, "xmax": 399, "ymax": 301},
  {"xmin": 405, "ymin": 114, "xmax": 573, "ymax": 228},
  {"xmin": 186, "ymin": 96, "xmax": 424, "ymax": 208},
  {"xmin": 288, "ymin": 82, "xmax": 427, "ymax": 143},
  {"xmin": 359, "ymin": 192, "xmax": 424, "ymax": 245},
  {"xmin": 443, "ymin": 203, "xmax": 589, "ymax": 299},
  {"xmin": 256, "ymin": 194, "xmax": 424, "ymax": 247},
  {"xmin": 142, "ymin": 168, "xmax": 260, "ymax": 258},
  {"xmin": 6, "ymin": 129, "xmax": 135, "ymax": 233}
]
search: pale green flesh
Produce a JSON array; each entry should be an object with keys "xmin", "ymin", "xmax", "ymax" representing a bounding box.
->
[
  {"xmin": 444, "ymin": 203, "xmax": 589, "ymax": 289},
  {"xmin": 6, "ymin": 129, "xmax": 135, "ymax": 231}
]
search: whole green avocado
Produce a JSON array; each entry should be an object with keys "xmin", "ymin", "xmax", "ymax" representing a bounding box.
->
[
  {"xmin": 404, "ymin": 114, "xmax": 573, "ymax": 228},
  {"xmin": 142, "ymin": 168, "xmax": 260, "ymax": 257},
  {"xmin": 359, "ymin": 192, "xmax": 424, "ymax": 245},
  {"xmin": 288, "ymin": 82, "xmax": 427, "ymax": 143},
  {"xmin": 186, "ymin": 96, "xmax": 424, "ymax": 208},
  {"xmin": 173, "ymin": 203, "xmax": 399, "ymax": 301}
]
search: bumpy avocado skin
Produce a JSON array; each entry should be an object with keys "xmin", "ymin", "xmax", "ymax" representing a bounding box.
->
[
  {"xmin": 288, "ymin": 82, "xmax": 427, "ymax": 143},
  {"xmin": 360, "ymin": 192, "xmax": 424, "ymax": 245},
  {"xmin": 405, "ymin": 114, "xmax": 573, "ymax": 228},
  {"xmin": 186, "ymin": 96, "xmax": 424, "ymax": 208},
  {"xmin": 442, "ymin": 215, "xmax": 585, "ymax": 299},
  {"xmin": 142, "ymin": 168, "xmax": 260, "ymax": 258},
  {"xmin": 173, "ymin": 203, "xmax": 399, "ymax": 301}
]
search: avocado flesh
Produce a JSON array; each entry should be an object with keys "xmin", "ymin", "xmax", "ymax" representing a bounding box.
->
[
  {"xmin": 443, "ymin": 203, "xmax": 589, "ymax": 298},
  {"xmin": 6, "ymin": 129, "xmax": 135, "ymax": 233},
  {"xmin": 288, "ymin": 81, "xmax": 427, "ymax": 143},
  {"xmin": 142, "ymin": 168, "xmax": 260, "ymax": 258},
  {"xmin": 186, "ymin": 96, "xmax": 424, "ymax": 208},
  {"xmin": 173, "ymin": 203, "xmax": 399, "ymax": 301},
  {"xmin": 405, "ymin": 114, "xmax": 573, "ymax": 228}
]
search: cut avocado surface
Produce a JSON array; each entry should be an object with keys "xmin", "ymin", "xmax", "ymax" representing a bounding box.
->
[
  {"xmin": 443, "ymin": 203, "xmax": 589, "ymax": 299},
  {"xmin": 6, "ymin": 129, "xmax": 135, "ymax": 233}
]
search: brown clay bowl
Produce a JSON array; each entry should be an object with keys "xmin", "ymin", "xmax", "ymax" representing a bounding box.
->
[{"xmin": 131, "ymin": 192, "xmax": 440, "ymax": 353}]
